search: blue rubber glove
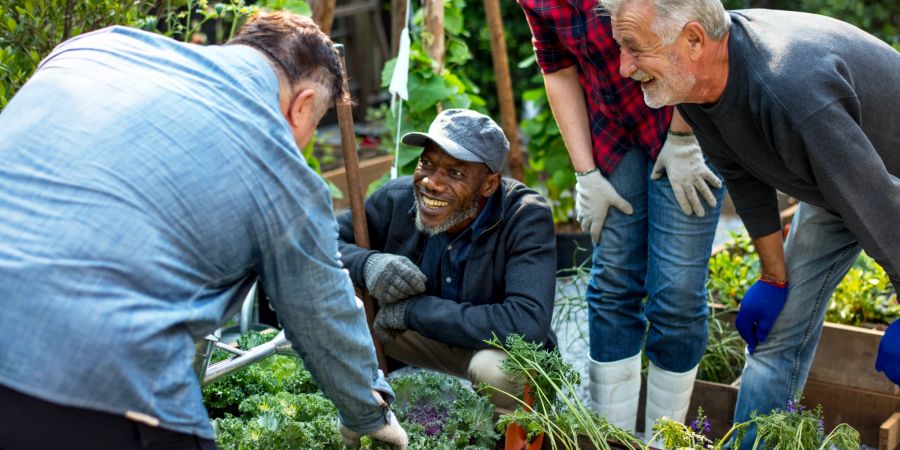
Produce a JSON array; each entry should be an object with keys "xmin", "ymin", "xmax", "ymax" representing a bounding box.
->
[
  {"xmin": 876, "ymin": 320, "xmax": 900, "ymax": 385},
  {"xmin": 735, "ymin": 278, "xmax": 788, "ymax": 354}
]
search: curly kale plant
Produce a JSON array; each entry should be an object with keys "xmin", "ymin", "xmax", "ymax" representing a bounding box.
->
[
  {"xmin": 205, "ymin": 333, "xmax": 499, "ymax": 449},
  {"xmin": 202, "ymin": 330, "xmax": 317, "ymax": 418},
  {"xmin": 389, "ymin": 371, "xmax": 499, "ymax": 449}
]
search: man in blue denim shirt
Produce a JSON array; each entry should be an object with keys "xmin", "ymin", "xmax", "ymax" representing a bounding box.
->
[
  {"xmin": 337, "ymin": 109, "xmax": 557, "ymax": 411},
  {"xmin": 0, "ymin": 13, "xmax": 406, "ymax": 450}
]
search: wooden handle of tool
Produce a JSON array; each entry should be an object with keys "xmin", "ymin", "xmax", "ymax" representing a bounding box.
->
[{"xmin": 334, "ymin": 44, "xmax": 388, "ymax": 373}]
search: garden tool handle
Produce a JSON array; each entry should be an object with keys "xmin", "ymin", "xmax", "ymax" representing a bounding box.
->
[
  {"xmin": 334, "ymin": 44, "xmax": 388, "ymax": 374},
  {"xmin": 202, "ymin": 330, "xmax": 291, "ymax": 386}
]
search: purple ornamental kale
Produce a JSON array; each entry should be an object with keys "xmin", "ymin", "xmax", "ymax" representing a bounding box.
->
[{"xmin": 408, "ymin": 400, "xmax": 450, "ymax": 436}]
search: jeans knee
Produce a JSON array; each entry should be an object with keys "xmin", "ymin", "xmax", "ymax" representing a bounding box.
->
[
  {"xmin": 645, "ymin": 320, "xmax": 709, "ymax": 371},
  {"xmin": 468, "ymin": 349, "xmax": 519, "ymax": 411}
]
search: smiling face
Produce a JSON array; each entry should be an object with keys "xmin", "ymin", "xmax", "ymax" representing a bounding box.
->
[
  {"xmin": 412, "ymin": 143, "xmax": 500, "ymax": 236},
  {"xmin": 612, "ymin": 0, "xmax": 696, "ymax": 108}
]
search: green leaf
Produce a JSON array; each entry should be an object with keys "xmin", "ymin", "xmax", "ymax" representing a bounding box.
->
[
  {"xmin": 445, "ymin": 37, "xmax": 471, "ymax": 66},
  {"xmin": 325, "ymin": 179, "xmax": 343, "ymax": 199},
  {"xmin": 517, "ymin": 55, "xmax": 536, "ymax": 69},
  {"xmin": 397, "ymin": 144, "xmax": 421, "ymax": 167},
  {"xmin": 522, "ymin": 87, "xmax": 546, "ymax": 103},
  {"xmin": 380, "ymin": 58, "xmax": 396, "ymax": 88},
  {"xmin": 443, "ymin": 4, "xmax": 464, "ymax": 36},
  {"xmin": 261, "ymin": 0, "xmax": 312, "ymax": 15},
  {"xmin": 407, "ymin": 74, "xmax": 454, "ymax": 112}
]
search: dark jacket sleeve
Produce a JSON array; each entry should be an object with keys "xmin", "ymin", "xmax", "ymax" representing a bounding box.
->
[{"xmin": 405, "ymin": 198, "xmax": 557, "ymax": 349}]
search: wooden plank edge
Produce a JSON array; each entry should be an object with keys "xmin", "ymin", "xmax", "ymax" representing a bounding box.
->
[{"xmin": 880, "ymin": 412, "xmax": 900, "ymax": 450}]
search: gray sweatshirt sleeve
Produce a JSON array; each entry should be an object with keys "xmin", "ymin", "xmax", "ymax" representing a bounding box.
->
[
  {"xmin": 795, "ymin": 100, "xmax": 900, "ymax": 283},
  {"xmin": 703, "ymin": 145, "xmax": 783, "ymax": 239}
]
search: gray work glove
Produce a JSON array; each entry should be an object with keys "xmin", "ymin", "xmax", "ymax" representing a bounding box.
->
[
  {"xmin": 575, "ymin": 169, "xmax": 634, "ymax": 244},
  {"xmin": 373, "ymin": 300, "xmax": 409, "ymax": 344},
  {"xmin": 652, "ymin": 133, "xmax": 722, "ymax": 217},
  {"xmin": 339, "ymin": 410, "xmax": 408, "ymax": 449},
  {"xmin": 363, "ymin": 253, "xmax": 426, "ymax": 305}
]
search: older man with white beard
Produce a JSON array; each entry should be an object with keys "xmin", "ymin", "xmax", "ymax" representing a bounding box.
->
[
  {"xmin": 604, "ymin": 0, "xmax": 900, "ymax": 446},
  {"xmin": 516, "ymin": 0, "xmax": 725, "ymax": 438},
  {"xmin": 336, "ymin": 109, "xmax": 557, "ymax": 411}
]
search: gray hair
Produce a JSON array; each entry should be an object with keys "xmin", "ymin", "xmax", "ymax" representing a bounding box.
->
[{"xmin": 600, "ymin": 0, "xmax": 731, "ymax": 45}]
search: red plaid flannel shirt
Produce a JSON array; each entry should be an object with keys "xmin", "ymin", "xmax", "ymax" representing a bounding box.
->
[{"xmin": 518, "ymin": 0, "xmax": 672, "ymax": 175}]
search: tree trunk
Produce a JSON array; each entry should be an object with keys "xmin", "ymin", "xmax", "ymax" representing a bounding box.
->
[
  {"xmin": 483, "ymin": 0, "xmax": 524, "ymax": 181},
  {"xmin": 424, "ymin": 0, "xmax": 445, "ymax": 72},
  {"xmin": 391, "ymin": 0, "xmax": 408, "ymax": 56},
  {"xmin": 312, "ymin": 0, "xmax": 336, "ymax": 35}
]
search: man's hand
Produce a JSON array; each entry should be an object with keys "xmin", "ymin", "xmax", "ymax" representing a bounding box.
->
[
  {"xmin": 735, "ymin": 278, "xmax": 788, "ymax": 354},
  {"xmin": 339, "ymin": 411, "xmax": 408, "ymax": 449},
  {"xmin": 373, "ymin": 300, "xmax": 409, "ymax": 344},
  {"xmin": 652, "ymin": 133, "xmax": 722, "ymax": 217},
  {"xmin": 363, "ymin": 253, "xmax": 426, "ymax": 305},
  {"xmin": 876, "ymin": 320, "xmax": 900, "ymax": 385},
  {"xmin": 575, "ymin": 170, "xmax": 633, "ymax": 244}
]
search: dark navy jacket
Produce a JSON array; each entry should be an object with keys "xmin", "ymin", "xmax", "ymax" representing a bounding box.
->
[{"xmin": 337, "ymin": 176, "xmax": 557, "ymax": 350}]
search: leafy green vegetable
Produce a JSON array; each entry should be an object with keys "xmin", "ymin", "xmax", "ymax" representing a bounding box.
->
[
  {"xmin": 707, "ymin": 231, "xmax": 759, "ymax": 306},
  {"xmin": 707, "ymin": 231, "xmax": 897, "ymax": 327},
  {"xmin": 205, "ymin": 335, "xmax": 499, "ymax": 449},
  {"xmin": 203, "ymin": 330, "xmax": 317, "ymax": 418},
  {"xmin": 389, "ymin": 371, "xmax": 499, "ymax": 449}
]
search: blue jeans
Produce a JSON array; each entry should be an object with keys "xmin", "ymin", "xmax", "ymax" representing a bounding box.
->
[
  {"xmin": 733, "ymin": 203, "xmax": 860, "ymax": 448},
  {"xmin": 587, "ymin": 149, "xmax": 724, "ymax": 372}
]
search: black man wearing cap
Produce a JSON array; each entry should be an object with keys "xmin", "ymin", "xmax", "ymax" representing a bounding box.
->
[{"xmin": 337, "ymin": 109, "xmax": 557, "ymax": 410}]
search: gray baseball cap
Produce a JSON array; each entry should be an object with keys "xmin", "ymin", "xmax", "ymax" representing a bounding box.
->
[{"xmin": 401, "ymin": 109, "xmax": 509, "ymax": 173}]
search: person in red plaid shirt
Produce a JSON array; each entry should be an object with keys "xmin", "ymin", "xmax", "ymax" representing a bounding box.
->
[{"xmin": 517, "ymin": 0, "xmax": 724, "ymax": 438}]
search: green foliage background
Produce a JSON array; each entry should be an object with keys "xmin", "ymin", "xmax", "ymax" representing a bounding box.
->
[
  {"xmin": 369, "ymin": 0, "xmax": 486, "ymax": 190},
  {"xmin": 0, "ymin": 0, "xmax": 302, "ymax": 111},
  {"xmin": 0, "ymin": 0, "xmax": 153, "ymax": 110}
]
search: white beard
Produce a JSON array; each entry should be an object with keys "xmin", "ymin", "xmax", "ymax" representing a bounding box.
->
[{"xmin": 640, "ymin": 54, "xmax": 696, "ymax": 108}]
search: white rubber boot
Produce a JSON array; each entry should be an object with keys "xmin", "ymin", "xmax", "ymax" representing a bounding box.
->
[
  {"xmin": 645, "ymin": 362, "xmax": 698, "ymax": 447},
  {"xmin": 588, "ymin": 353, "xmax": 641, "ymax": 432}
]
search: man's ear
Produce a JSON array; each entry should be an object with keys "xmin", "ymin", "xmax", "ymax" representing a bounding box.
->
[
  {"xmin": 682, "ymin": 22, "xmax": 706, "ymax": 61},
  {"xmin": 285, "ymin": 87, "xmax": 318, "ymax": 129},
  {"xmin": 480, "ymin": 172, "xmax": 501, "ymax": 198}
]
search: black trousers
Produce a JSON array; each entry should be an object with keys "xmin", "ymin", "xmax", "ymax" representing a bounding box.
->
[{"xmin": 0, "ymin": 384, "xmax": 217, "ymax": 450}]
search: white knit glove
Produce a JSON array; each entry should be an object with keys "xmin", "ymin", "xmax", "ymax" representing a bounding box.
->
[
  {"xmin": 575, "ymin": 170, "xmax": 634, "ymax": 244},
  {"xmin": 339, "ymin": 410, "xmax": 408, "ymax": 449},
  {"xmin": 652, "ymin": 133, "xmax": 722, "ymax": 217}
]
